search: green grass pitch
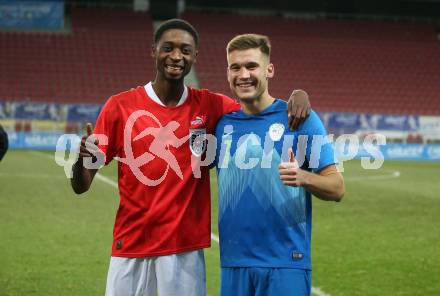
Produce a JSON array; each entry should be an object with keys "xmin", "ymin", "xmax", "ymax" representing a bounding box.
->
[{"xmin": 0, "ymin": 150, "xmax": 439, "ymax": 296}]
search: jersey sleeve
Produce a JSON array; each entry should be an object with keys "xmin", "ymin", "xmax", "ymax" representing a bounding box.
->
[
  {"xmin": 209, "ymin": 91, "xmax": 240, "ymax": 117},
  {"xmin": 302, "ymin": 111, "xmax": 337, "ymax": 173},
  {"xmin": 93, "ymin": 96, "xmax": 121, "ymax": 165}
]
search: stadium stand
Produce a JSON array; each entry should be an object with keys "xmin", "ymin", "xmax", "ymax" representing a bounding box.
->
[
  {"xmin": 1, "ymin": 9, "xmax": 439, "ymax": 115},
  {"xmin": 0, "ymin": 8, "xmax": 155, "ymax": 104},
  {"xmin": 183, "ymin": 11, "xmax": 440, "ymax": 115}
]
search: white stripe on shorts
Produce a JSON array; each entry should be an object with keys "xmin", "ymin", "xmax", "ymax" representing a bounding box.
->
[{"xmin": 105, "ymin": 249, "xmax": 206, "ymax": 296}]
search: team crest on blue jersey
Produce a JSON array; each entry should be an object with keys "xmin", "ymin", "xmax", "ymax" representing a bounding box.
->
[
  {"xmin": 269, "ymin": 123, "xmax": 285, "ymax": 141},
  {"xmin": 189, "ymin": 128, "xmax": 206, "ymax": 156}
]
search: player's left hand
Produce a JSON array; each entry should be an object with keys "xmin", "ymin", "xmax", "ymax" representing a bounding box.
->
[
  {"xmin": 279, "ymin": 149, "xmax": 309, "ymax": 187},
  {"xmin": 287, "ymin": 89, "xmax": 311, "ymax": 131}
]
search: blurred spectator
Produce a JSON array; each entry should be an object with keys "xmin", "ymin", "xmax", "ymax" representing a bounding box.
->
[{"xmin": 0, "ymin": 124, "xmax": 8, "ymax": 161}]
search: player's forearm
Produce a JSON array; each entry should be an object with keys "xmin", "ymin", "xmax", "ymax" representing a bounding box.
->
[
  {"xmin": 70, "ymin": 159, "xmax": 97, "ymax": 194},
  {"xmin": 303, "ymin": 171, "xmax": 345, "ymax": 202}
]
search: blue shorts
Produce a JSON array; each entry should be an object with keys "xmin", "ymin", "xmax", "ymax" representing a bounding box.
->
[{"xmin": 221, "ymin": 267, "xmax": 311, "ymax": 296}]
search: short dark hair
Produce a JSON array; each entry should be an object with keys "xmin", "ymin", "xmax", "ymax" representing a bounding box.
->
[
  {"xmin": 227, "ymin": 34, "xmax": 271, "ymax": 57},
  {"xmin": 154, "ymin": 19, "xmax": 199, "ymax": 47}
]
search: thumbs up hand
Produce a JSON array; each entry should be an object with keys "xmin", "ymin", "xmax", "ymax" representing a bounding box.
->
[
  {"xmin": 71, "ymin": 123, "xmax": 101, "ymax": 193},
  {"xmin": 86, "ymin": 123, "xmax": 93, "ymax": 137},
  {"xmin": 279, "ymin": 148, "xmax": 307, "ymax": 187},
  {"xmin": 78, "ymin": 123, "xmax": 99, "ymax": 160}
]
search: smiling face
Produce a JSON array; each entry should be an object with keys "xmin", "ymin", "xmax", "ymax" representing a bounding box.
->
[
  {"xmin": 227, "ymin": 48, "xmax": 274, "ymax": 103},
  {"xmin": 152, "ymin": 29, "xmax": 197, "ymax": 82}
]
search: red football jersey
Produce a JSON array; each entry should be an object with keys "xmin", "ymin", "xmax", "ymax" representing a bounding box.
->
[{"xmin": 93, "ymin": 84, "xmax": 239, "ymax": 257}]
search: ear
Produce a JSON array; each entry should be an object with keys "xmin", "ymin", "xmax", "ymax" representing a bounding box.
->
[
  {"xmin": 151, "ymin": 44, "xmax": 156, "ymax": 58},
  {"xmin": 194, "ymin": 49, "xmax": 198, "ymax": 63},
  {"xmin": 267, "ymin": 63, "xmax": 274, "ymax": 79}
]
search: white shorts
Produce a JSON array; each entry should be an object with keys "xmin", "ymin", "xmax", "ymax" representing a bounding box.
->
[{"xmin": 105, "ymin": 249, "xmax": 206, "ymax": 296}]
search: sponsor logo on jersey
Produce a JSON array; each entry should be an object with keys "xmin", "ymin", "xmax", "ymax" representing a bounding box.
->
[
  {"xmin": 291, "ymin": 251, "xmax": 304, "ymax": 260},
  {"xmin": 190, "ymin": 115, "xmax": 206, "ymax": 128}
]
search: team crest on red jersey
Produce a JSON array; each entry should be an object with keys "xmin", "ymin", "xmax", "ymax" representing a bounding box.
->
[
  {"xmin": 189, "ymin": 115, "xmax": 207, "ymax": 156},
  {"xmin": 189, "ymin": 128, "xmax": 206, "ymax": 156}
]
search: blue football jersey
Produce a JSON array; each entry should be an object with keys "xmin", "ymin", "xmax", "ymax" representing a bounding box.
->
[{"xmin": 214, "ymin": 99, "xmax": 336, "ymax": 269}]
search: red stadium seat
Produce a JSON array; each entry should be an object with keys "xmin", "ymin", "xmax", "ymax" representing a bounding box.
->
[
  {"xmin": 1, "ymin": 9, "xmax": 439, "ymax": 115},
  {"xmin": 183, "ymin": 11, "xmax": 440, "ymax": 115},
  {"xmin": 0, "ymin": 8, "xmax": 154, "ymax": 104}
]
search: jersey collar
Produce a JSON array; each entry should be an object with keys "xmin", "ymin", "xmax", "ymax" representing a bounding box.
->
[{"xmin": 144, "ymin": 82, "xmax": 188, "ymax": 107}]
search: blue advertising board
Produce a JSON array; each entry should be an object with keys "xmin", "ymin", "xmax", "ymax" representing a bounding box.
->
[
  {"xmin": 66, "ymin": 104, "xmax": 102, "ymax": 122},
  {"xmin": 14, "ymin": 102, "xmax": 61, "ymax": 120},
  {"xmin": 8, "ymin": 131, "xmax": 64, "ymax": 150},
  {"xmin": 334, "ymin": 142, "xmax": 440, "ymax": 162},
  {"xmin": 0, "ymin": 1, "xmax": 64, "ymax": 29},
  {"xmin": 322, "ymin": 112, "xmax": 420, "ymax": 132},
  {"xmin": 0, "ymin": 101, "xmax": 8, "ymax": 119},
  {"xmin": 381, "ymin": 144, "xmax": 440, "ymax": 161}
]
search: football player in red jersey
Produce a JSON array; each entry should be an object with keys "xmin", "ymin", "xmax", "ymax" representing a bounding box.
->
[{"xmin": 71, "ymin": 19, "xmax": 311, "ymax": 296}]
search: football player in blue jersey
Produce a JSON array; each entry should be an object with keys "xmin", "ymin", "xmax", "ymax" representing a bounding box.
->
[{"xmin": 214, "ymin": 34, "xmax": 345, "ymax": 296}]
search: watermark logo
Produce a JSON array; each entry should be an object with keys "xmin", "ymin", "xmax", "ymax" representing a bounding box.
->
[
  {"xmin": 118, "ymin": 110, "xmax": 188, "ymax": 186},
  {"xmin": 55, "ymin": 110, "xmax": 218, "ymax": 186},
  {"xmin": 55, "ymin": 110, "xmax": 387, "ymax": 186}
]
